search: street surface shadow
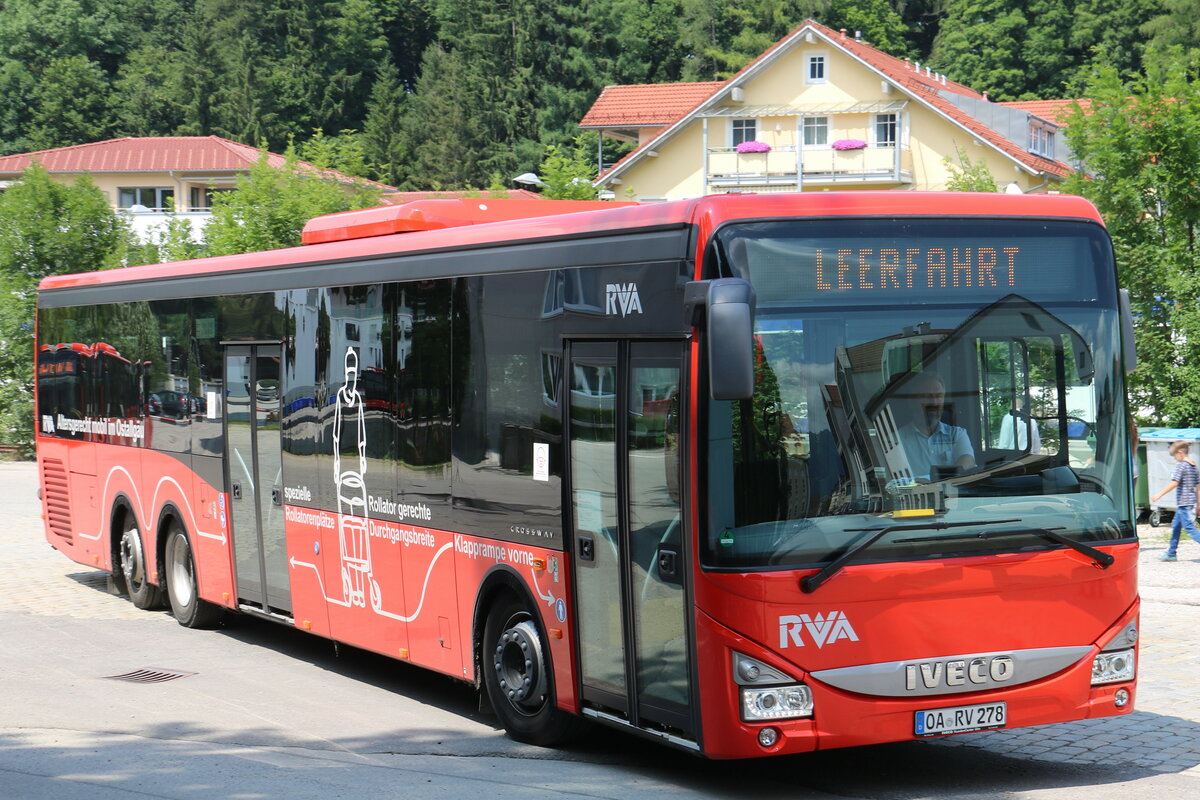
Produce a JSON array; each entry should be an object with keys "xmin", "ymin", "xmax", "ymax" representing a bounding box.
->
[{"xmin": 59, "ymin": 570, "xmax": 1198, "ymax": 798}]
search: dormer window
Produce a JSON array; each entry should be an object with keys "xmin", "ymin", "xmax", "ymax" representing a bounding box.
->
[
  {"xmin": 731, "ymin": 118, "xmax": 758, "ymax": 146},
  {"xmin": 1028, "ymin": 119, "xmax": 1056, "ymax": 158},
  {"xmin": 806, "ymin": 53, "xmax": 827, "ymax": 84}
]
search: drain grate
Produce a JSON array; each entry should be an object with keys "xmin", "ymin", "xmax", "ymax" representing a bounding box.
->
[{"xmin": 104, "ymin": 668, "xmax": 197, "ymax": 684}]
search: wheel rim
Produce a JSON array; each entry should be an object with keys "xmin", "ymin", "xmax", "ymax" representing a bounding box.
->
[
  {"xmin": 493, "ymin": 616, "xmax": 549, "ymax": 715},
  {"xmin": 169, "ymin": 533, "xmax": 194, "ymax": 608},
  {"xmin": 119, "ymin": 524, "xmax": 145, "ymax": 590}
]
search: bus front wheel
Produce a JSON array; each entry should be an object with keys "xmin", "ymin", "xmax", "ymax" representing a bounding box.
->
[
  {"xmin": 165, "ymin": 522, "xmax": 223, "ymax": 629},
  {"xmin": 119, "ymin": 518, "xmax": 162, "ymax": 609},
  {"xmin": 482, "ymin": 597, "xmax": 580, "ymax": 746}
]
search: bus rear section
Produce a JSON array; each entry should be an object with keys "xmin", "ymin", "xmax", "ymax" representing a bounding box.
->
[{"xmin": 681, "ymin": 201, "xmax": 1137, "ymax": 757}]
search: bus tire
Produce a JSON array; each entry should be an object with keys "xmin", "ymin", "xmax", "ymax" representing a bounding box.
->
[
  {"xmin": 119, "ymin": 517, "xmax": 162, "ymax": 610},
  {"xmin": 483, "ymin": 596, "xmax": 580, "ymax": 746},
  {"xmin": 165, "ymin": 522, "xmax": 223, "ymax": 629}
]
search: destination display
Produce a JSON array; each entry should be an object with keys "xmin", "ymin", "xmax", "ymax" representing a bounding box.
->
[
  {"xmin": 812, "ymin": 245, "xmax": 1020, "ymax": 292},
  {"xmin": 718, "ymin": 219, "xmax": 1111, "ymax": 307}
]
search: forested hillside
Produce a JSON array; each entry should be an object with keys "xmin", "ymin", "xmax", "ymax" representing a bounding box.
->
[{"xmin": 0, "ymin": 0, "xmax": 1174, "ymax": 190}]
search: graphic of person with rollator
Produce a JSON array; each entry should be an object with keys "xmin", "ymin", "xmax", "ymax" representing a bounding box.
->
[{"xmin": 333, "ymin": 346, "xmax": 373, "ymax": 607}]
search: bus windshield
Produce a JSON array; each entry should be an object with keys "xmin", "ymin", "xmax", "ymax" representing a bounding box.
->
[{"xmin": 703, "ymin": 217, "xmax": 1134, "ymax": 571}]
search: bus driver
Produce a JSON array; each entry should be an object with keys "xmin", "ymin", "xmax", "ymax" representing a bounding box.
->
[{"xmin": 897, "ymin": 371, "xmax": 976, "ymax": 481}]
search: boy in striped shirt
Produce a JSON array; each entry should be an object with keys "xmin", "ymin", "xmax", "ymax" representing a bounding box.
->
[{"xmin": 1151, "ymin": 440, "xmax": 1200, "ymax": 561}]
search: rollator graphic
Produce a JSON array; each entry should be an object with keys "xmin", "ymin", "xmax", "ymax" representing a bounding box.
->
[{"xmin": 333, "ymin": 347, "xmax": 375, "ymax": 608}]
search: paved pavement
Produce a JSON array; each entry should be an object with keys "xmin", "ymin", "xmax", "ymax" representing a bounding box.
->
[{"xmin": 2, "ymin": 458, "xmax": 1199, "ymax": 797}]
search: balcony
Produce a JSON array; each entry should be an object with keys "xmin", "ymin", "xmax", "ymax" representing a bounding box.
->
[
  {"xmin": 119, "ymin": 209, "xmax": 211, "ymax": 243},
  {"xmin": 706, "ymin": 145, "xmax": 912, "ymax": 191}
]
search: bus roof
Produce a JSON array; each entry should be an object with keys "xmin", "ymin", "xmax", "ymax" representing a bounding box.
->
[
  {"xmin": 38, "ymin": 192, "xmax": 1104, "ymax": 295},
  {"xmin": 299, "ymin": 198, "xmax": 641, "ymax": 244}
]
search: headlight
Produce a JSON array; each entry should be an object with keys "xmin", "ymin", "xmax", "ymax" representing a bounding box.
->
[
  {"xmin": 741, "ymin": 684, "xmax": 814, "ymax": 721},
  {"xmin": 1092, "ymin": 648, "xmax": 1135, "ymax": 685}
]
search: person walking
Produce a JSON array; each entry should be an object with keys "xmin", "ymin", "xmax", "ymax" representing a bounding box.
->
[{"xmin": 1150, "ymin": 440, "xmax": 1200, "ymax": 561}]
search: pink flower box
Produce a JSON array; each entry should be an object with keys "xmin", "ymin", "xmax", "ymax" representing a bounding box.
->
[
  {"xmin": 832, "ymin": 139, "xmax": 868, "ymax": 151},
  {"xmin": 736, "ymin": 141, "xmax": 771, "ymax": 153}
]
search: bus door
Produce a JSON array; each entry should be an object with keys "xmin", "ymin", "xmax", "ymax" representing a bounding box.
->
[
  {"xmin": 567, "ymin": 340, "xmax": 694, "ymax": 740},
  {"xmin": 224, "ymin": 344, "xmax": 290, "ymax": 616}
]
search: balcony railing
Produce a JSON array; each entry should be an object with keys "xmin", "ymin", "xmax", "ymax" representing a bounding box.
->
[
  {"xmin": 706, "ymin": 145, "xmax": 912, "ymax": 189},
  {"xmin": 118, "ymin": 209, "xmax": 211, "ymax": 243}
]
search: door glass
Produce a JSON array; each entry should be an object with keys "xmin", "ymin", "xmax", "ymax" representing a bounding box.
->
[
  {"xmin": 571, "ymin": 344, "xmax": 625, "ymax": 698},
  {"xmin": 628, "ymin": 344, "xmax": 688, "ymax": 717},
  {"xmin": 226, "ymin": 352, "xmax": 261, "ymax": 601},
  {"xmin": 254, "ymin": 351, "xmax": 289, "ymax": 612}
]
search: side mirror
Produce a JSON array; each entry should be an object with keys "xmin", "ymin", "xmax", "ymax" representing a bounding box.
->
[
  {"xmin": 1118, "ymin": 288, "xmax": 1137, "ymax": 374},
  {"xmin": 684, "ymin": 278, "xmax": 756, "ymax": 400}
]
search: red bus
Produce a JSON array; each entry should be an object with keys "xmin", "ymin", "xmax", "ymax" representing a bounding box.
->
[{"xmin": 35, "ymin": 192, "xmax": 1139, "ymax": 757}]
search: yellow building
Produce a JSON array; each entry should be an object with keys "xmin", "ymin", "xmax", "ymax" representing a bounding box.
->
[{"xmin": 580, "ymin": 20, "xmax": 1072, "ymax": 201}]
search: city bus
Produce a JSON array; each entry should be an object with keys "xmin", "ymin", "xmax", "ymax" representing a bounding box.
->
[{"xmin": 35, "ymin": 192, "xmax": 1139, "ymax": 758}]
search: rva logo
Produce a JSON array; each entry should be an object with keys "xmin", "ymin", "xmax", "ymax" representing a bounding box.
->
[
  {"xmin": 605, "ymin": 283, "xmax": 643, "ymax": 317},
  {"xmin": 778, "ymin": 611, "xmax": 859, "ymax": 649}
]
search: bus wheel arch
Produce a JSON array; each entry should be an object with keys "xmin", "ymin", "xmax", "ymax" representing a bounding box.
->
[
  {"xmin": 475, "ymin": 567, "xmax": 581, "ymax": 746},
  {"xmin": 115, "ymin": 499, "xmax": 162, "ymax": 609},
  {"xmin": 160, "ymin": 511, "xmax": 223, "ymax": 629}
]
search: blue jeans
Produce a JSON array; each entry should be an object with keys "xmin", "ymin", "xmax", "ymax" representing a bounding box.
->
[{"xmin": 1167, "ymin": 505, "xmax": 1200, "ymax": 557}]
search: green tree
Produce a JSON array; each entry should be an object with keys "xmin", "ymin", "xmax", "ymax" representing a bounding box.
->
[
  {"xmin": 1062, "ymin": 58, "xmax": 1200, "ymax": 423},
  {"xmin": 0, "ymin": 163, "xmax": 128, "ymax": 281},
  {"xmin": 942, "ymin": 148, "xmax": 1000, "ymax": 192},
  {"xmin": 1142, "ymin": 0, "xmax": 1200, "ymax": 57},
  {"xmin": 395, "ymin": 44, "xmax": 492, "ymax": 189},
  {"xmin": 362, "ymin": 60, "xmax": 409, "ymax": 186},
  {"xmin": 28, "ymin": 54, "xmax": 114, "ymax": 149},
  {"xmin": 538, "ymin": 137, "xmax": 600, "ymax": 199},
  {"xmin": 110, "ymin": 44, "xmax": 188, "ymax": 137},
  {"xmin": 930, "ymin": 0, "xmax": 1157, "ymax": 99},
  {"xmin": 297, "ymin": 129, "xmax": 373, "ymax": 180},
  {"xmin": 175, "ymin": 17, "xmax": 222, "ymax": 136},
  {"xmin": 203, "ymin": 146, "xmax": 381, "ymax": 256},
  {"xmin": 0, "ymin": 164, "xmax": 129, "ymax": 452},
  {"xmin": 927, "ymin": 0, "xmax": 1037, "ymax": 100}
]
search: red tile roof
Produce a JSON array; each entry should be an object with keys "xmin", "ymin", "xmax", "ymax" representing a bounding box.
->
[
  {"xmin": 378, "ymin": 189, "xmax": 544, "ymax": 204},
  {"xmin": 999, "ymin": 99, "xmax": 1091, "ymax": 127},
  {"xmin": 580, "ymin": 82, "xmax": 726, "ymax": 128},
  {"xmin": 0, "ymin": 136, "xmax": 395, "ymax": 189},
  {"xmin": 588, "ymin": 20, "xmax": 1073, "ymax": 182}
]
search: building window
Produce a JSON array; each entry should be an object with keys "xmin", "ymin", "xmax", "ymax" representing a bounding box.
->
[
  {"xmin": 119, "ymin": 187, "xmax": 175, "ymax": 211},
  {"xmin": 874, "ymin": 113, "xmax": 898, "ymax": 147},
  {"xmin": 806, "ymin": 54, "xmax": 827, "ymax": 84},
  {"xmin": 731, "ymin": 118, "xmax": 758, "ymax": 146},
  {"xmin": 1028, "ymin": 121, "xmax": 1055, "ymax": 158},
  {"xmin": 802, "ymin": 116, "xmax": 829, "ymax": 147},
  {"xmin": 189, "ymin": 186, "xmax": 233, "ymax": 211}
]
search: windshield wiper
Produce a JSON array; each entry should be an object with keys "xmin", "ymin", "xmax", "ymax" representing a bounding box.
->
[
  {"xmin": 894, "ymin": 526, "xmax": 1115, "ymax": 569},
  {"xmin": 800, "ymin": 518, "xmax": 1019, "ymax": 593}
]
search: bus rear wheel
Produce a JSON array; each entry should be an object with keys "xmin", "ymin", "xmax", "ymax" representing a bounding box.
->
[
  {"xmin": 165, "ymin": 522, "xmax": 223, "ymax": 629},
  {"xmin": 119, "ymin": 518, "xmax": 162, "ymax": 609},
  {"xmin": 483, "ymin": 597, "xmax": 580, "ymax": 746}
]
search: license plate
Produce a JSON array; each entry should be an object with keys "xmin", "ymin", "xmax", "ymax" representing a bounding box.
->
[{"xmin": 914, "ymin": 701, "xmax": 1006, "ymax": 736}]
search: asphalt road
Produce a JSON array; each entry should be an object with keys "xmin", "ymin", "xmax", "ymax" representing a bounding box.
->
[{"xmin": 1, "ymin": 460, "xmax": 1197, "ymax": 799}]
